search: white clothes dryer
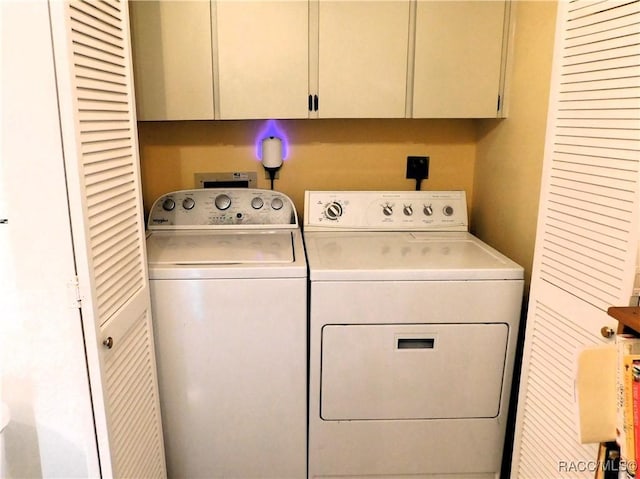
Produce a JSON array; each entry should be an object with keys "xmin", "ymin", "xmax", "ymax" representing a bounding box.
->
[
  {"xmin": 147, "ymin": 189, "xmax": 306, "ymax": 479},
  {"xmin": 304, "ymin": 190, "xmax": 524, "ymax": 479}
]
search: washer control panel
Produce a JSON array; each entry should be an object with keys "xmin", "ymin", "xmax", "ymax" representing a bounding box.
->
[
  {"xmin": 148, "ymin": 189, "xmax": 297, "ymax": 229},
  {"xmin": 304, "ymin": 191, "xmax": 468, "ymax": 231}
]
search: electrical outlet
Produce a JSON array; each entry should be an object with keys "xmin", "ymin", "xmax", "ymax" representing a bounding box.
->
[{"xmin": 406, "ymin": 156, "xmax": 429, "ymax": 180}]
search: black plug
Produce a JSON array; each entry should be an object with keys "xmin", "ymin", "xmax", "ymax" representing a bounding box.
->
[
  {"xmin": 406, "ymin": 156, "xmax": 429, "ymax": 190},
  {"xmin": 264, "ymin": 166, "xmax": 280, "ymax": 190}
]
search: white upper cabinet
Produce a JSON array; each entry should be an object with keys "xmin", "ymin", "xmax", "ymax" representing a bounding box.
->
[
  {"xmin": 129, "ymin": 1, "xmax": 214, "ymax": 121},
  {"xmin": 412, "ymin": 1, "xmax": 508, "ymax": 118},
  {"xmin": 129, "ymin": 0, "xmax": 511, "ymax": 120},
  {"xmin": 214, "ymin": 1, "xmax": 309, "ymax": 119},
  {"xmin": 315, "ymin": 1, "xmax": 411, "ymax": 118}
]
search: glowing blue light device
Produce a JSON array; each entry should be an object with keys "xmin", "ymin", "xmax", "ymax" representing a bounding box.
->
[
  {"xmin": 256, "ymin": 119, "xmax": 288, "ymax": 161},
  {"xmin": 257, "ymin": 120, "xmax": 287, "ymax": 190}
]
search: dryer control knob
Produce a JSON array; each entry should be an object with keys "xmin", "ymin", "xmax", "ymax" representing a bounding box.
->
[
  {"xmin": 162, "ymin": 198, "xmax": 176, "ymax": 211},
  {"xmin": 443, "ymin": 205, "xmax": 454, "ymax": 216},
  {"xmin": 382, "ymin": 204, "xmax": 393, "ymax": 216},
  {"xmin": 324, "ymin": 202, "xmax": 343, "ymax": 220},
  {"xmin": 403, "ymin": 205, "xmax": 413, "ymax": 216},
  {"xmin": 214, "ymin": 194, "xmax": 231, "ymax": 211},
  {"xmin": 182, "ymin": 197, "xmax": 195, "ymax": 210},
  {"xmin": 423, "ymin": 204, "xmax": 434, "ymax": 216}
]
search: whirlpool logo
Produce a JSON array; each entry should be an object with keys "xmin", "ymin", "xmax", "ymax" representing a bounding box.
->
[{"xmin": 152, "ymin": 218, "xmax": 169, "ymax": 224}]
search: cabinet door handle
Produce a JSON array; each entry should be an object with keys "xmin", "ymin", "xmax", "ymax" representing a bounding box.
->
[
  {"xmin": 103, "ymin": 336, "xmax": 114, "ymax": 349},
  {"xmin": 308, "ymin": 95, "xmax": 313, "ymax": 112},
  {"xmin": 314, "ymin": 94, "xmax": 319, "ymax": 111},
  {"xmin": 600, "ymin": 326, "xmax": 615, "ymax": 339}
]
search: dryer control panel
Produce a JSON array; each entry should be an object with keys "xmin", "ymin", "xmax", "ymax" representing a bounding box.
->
[
  {"xmin": 148, "ymin": 189, "xmax": 298, "ymax": 229},
  {"xmin": 304, "ymin": 191, "xmax": 468, "ymax": 231}
]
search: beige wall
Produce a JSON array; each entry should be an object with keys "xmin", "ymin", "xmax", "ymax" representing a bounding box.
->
[
  {"xmin": 138, "ymin": 119, "xmax": 477, "ymax": 217},
  {"xmin": 473, "ymin": 1, "xmax": 558, "ymax": 291}
]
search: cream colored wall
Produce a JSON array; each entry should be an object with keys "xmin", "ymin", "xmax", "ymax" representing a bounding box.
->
[
  {"xmin": 138, "ymin": 119, "xmax": 477, "ymax": 218},
  {"xmin": 472, "ymin": 1, "xmax": 558, "ymax": 291}
]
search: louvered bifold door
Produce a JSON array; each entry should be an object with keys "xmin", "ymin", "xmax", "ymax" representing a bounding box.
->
[
  {"xmin": 48, "ymin": 1, "xmax": 166, "ymax": 477},
  {"xmin": 512, "ymin": 1, "xmax": 640, "ymax": 477}
]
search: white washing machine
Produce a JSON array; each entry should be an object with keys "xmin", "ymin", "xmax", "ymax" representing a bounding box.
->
[
  {"xmin": 146, "ymin": 188, "xmax": 307, "ymax": 479},
  {"xmin": 304, "ymin": 190, "xmax": 524, "ymax": 479}
]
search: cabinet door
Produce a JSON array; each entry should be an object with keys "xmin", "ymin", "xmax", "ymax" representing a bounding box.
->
[
  {"xmin": 49, "ymin": 1, "xmax": 166, "ymax": 477},
  {"xmin": 512, "ymin": 0, "xmax": 640, "ymax": 475},
  {"xmin": 129, "ymin": 1, "xmax": 214, "ymax": 120},
  {"xmin": 413, "ymin": 1, "xmax": 507, "ymax": 118},
  {"xmin": 317, "ymin": 1, "xmax": 410, "ymax": 118},
  {"xmin": 215, "ymin": 1, "xmax": 309, "ymax": 119}
]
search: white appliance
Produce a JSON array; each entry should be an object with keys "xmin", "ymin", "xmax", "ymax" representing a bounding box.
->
[
  {"xmin": 304, "ymin": 190, "xmax": 524, "ymax": 479},
  {"xmin": 147, "ymin": 188, "xmax": 307, "ymax": 479}
]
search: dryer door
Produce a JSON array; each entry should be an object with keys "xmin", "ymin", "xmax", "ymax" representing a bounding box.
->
[{"xmin": 320, "ymin": 323, "xmax": 508, "ymax": 420}]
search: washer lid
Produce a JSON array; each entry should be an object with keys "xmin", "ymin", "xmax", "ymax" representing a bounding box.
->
[
  {"xmin": 304, "ymin": 231, "xmax": 524, "ymax": 281},
  {"xmin": 147, "ymin": 230, "xmax": 294, "ymax": 265}
]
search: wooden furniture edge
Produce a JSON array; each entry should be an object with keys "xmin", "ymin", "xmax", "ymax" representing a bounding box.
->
[{"xmin": 608, "ymin": 306, "xmax": 640, "ymax": 334}]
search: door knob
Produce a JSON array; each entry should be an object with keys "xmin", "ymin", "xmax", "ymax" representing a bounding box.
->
[
  {"xmin": 600, "ymin": 326, "xmax": 615, "ymax": 339},
  {"xmin": 103, "ymin": 336, "xmax": 114, "ymax": 349}
]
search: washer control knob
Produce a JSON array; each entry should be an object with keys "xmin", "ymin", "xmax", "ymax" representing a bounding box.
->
[
  {"xmin": 271, "ymin": 197, "xmax": 284, "ymax": 210},
  {"xmin": 324, "ymin": 202, "xmax": 343, "ymax": 221},
  {"xmin": 403, "ymin": 205, "xmax": 413, "ymax": 216},
  {"xmin": 214, "ymin": 194, "xmax": 231, "ymax": 211},
  {"xmin": 443, "ymin": 205, "xmax": 454, "ymax": 216},
  {"xmin": 382, "ymin": 204, "xmax": 393, "ymax": 216},
  {"xmin": 423, "ymin": 204, "xmax": 434, "ymax": 216},
  {"xmin": 162, "ymin": 198, "xmax": 176, "ymax": 211},
  {"xmin": 182, "ymin": 197, "xmax": 195, "ymax": 210},
  {"xmin": 251, "ymin": 197, "xmax": 264, "ymax": 210}
]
